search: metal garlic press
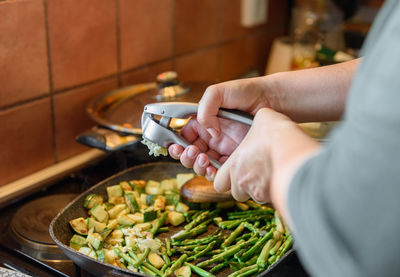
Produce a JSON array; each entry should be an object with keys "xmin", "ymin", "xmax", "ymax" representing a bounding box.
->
[{"xmin": 141, "ymin": 102, "xmax": 253, "ymax": 168}]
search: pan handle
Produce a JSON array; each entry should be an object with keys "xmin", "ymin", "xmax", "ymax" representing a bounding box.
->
[{"xmin": 76, "ymin": 127, "xmax": 139, "ymax": 151}]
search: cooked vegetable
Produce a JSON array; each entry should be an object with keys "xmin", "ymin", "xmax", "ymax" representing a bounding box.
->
[
  {"xmin": 84, "ymin": 194, "xmax": 104, "ymax": 209},
  {"xmin": 69, "ymin": 217, "xmax": 88, "ymax": 235},
  {"xmin": 68, "ymin": 174, "xmax": 291, "ymax": 277}
]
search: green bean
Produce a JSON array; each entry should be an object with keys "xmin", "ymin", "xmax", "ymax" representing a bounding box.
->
[
  {"xmin": 209, "ymin": 262, "xmax": 228, "ymax": 273},
  {"xmin": 184, "ymin": 211, "xmax": 209, "ymax": 230},
  {"xmin": 185, "ymin": 262, "xmax": 215, "ymax": 277},
  {"xmin": 222, "ymin": 222, "xmax": 245, "ymax": 247},
  {"xmin": 269, "ymin": 238, "xmax": 283, "ymax": 256},
  {"xmin": 236, "ymin": 266, "xmax": 259, "ymax": 277},
  {"xmin": 227, "ymin": 264, "xmax": 257, "ymax": 277},
  {"xmin": 165, "ymin": 238, "xmax": 172, "ymax": 256},
  {"xmin": 172, "ymin": 224, "xmax": 207, "ymax": 241},
  {"xmin": 150, "ymin": 212, "xmax": 168, "ymax": 234},
  {"xmin": 276, "ymin": 235, "xmax": 292, "ymax": 259},
  {"xmin": 162, "ymin": 254, "xmax": 188, "ymax": 277},
  {"xmin": 240, "ymin": 229, "xmax": 274, "ymax": 262},
  {"xmin": 114, "ymin": 248, "xmax": 136, "ymax": 266},
  {"xmin": 131, "ymin": 247, "xmax": 151, "ymax": 267},
  {"xmin": 256, "ymin": 235, "xmax": 279, "ymax": 268},
  {"xmin": 187, "ymin": 241, "xmax": 216, "ymax": 261}
]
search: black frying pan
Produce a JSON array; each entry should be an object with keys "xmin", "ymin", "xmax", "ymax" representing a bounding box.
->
[{"xmin": 49, "ymin": 162, "xmax": 295, "ymax": 277}]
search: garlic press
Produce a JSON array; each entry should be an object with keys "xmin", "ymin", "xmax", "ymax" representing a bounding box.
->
[{"xmin": 141, "ymin": 102, "xmax": 253, "ymax": 168}]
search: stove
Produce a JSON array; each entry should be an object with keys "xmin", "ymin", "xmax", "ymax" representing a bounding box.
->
[
  {"xmin": 0, "ymin": 145, "xmax": 310, "ymax": 277},
  {"xmin": 0, "ymin": 145, "xmax": 171, "ymax": 277}
]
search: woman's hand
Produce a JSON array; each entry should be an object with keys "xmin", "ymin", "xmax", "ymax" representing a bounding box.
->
[
  {"xmin": 214, "ymin": 108, "xmax": 295, "ymax": 203},
  {"xmin": 168, "ymin": 116, "xmax": 250, "ymax": 180}
]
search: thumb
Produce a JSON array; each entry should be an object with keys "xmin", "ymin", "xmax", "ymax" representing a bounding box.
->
[
  {"xmin": 198, "ymin": 85, "xmax": 223, "ymax": 137},
  {"xmin": 213, "ymin": 157, "xmax": 232, "ymax": 192}
]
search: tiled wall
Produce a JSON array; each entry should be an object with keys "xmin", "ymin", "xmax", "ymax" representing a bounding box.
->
[{"xmin": 0, "ymin": 0, "xmax": 288, "ymax": 187}]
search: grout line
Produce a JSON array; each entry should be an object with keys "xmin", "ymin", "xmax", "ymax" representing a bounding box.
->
[
  {"xmin": 53, "ymin": 74, "xmax": 119, "ymax": 95},
  {"xmin": 216, "ymin": 0, "xmax": 223, "ymax": 82},
  {"xmin": 43, "ymin": 0, "xmax": 59, "ymax": 163},
  {"xmin": 0, "ymin": 95, "xmax": 50, "ymax": 112},
  {"xmin": 171, "ymin": 0, "xmax": 177, "ymax": 70},
  {"xmin": 115, "ymin": 0, "xmax": 122, "ymax": 87}
]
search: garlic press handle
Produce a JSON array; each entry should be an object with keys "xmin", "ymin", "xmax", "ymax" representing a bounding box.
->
[{"xmin": 218, "ymin": 108, "xmax": 253, "ymax": 126}]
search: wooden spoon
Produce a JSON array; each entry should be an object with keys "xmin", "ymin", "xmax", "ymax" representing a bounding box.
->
[{"xmin": 180, "ymin": 176, "xmax": 233, "ymax": 203}]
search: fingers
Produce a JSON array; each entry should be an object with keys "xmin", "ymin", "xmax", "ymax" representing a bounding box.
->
[
  {"xmin": 213, "ymin": 159, "xmax": 231, "ymax": 192},
  {"xmin": 198, "ymin": 84, "xmax": 223, "ymax": 137},
  {"xmin": 168, "ymin": 144, "xmax": 183, "ymax": 159}
]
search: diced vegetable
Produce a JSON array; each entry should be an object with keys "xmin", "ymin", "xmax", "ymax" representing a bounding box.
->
[
  {"xmin": 87, "ymin": 218, "xmax": 106, "ymax": 233},
  {"xmin": 84, "ymin": 194, "xmax": 103, "ymax": 209},
  {"xmin": 106, "ymin": 184, "xmax": 124, "ymax": 199},
  {"xmin": 145, "ymin": 180, "xmax": 163, "ymax": 195},
  {"xmin": 96, "ymin": 249, "xmax": 105, "ymax": 262},
  {"xmin": 175, "ymin": 265, "xmax": 191, "ymax": 277},
  {"xmin": 69, "ymin": 234, "xmax": 87, "ymax": 250},
  {"xmin": 79, "ymin": 246, "xmax": 96, "ymax": 259},
  {"xmin": 120, "ymin": 181, "xmax": 132, "ymax": 192},
  {"xmin": 148, "ymin": 252, "xmax": 165, "ymax": 269},
  {"xmin": 108, "ymin": 204, "xmax": 126, "ymax": 219},
  {"xmin": 90, "ymin": 204, "xmax": 109, "ymax": 223},
  {"xmin": 69, "ymin": 217, "xmax": 88, "ymax": 235},
  {"xmin": 166, "ymin": 193, "xmax": 180, "ymax": 206},
  {"xmin": 153, "ymin": 195, "xmax": 166, "ymax": 211},
  {"xmin": 176, "ymin": 202, "xmax": 190, "ymax": 213},
  {"xmin": 144, "ymin": 210, "xmax": 158, "ymax": 222},
  {"xmin": 117, "ymin": 215, "xmax": 135, "ymax": 226},
  {"xmin": 126, "ymin": 212, "xmax": 144, "ymax": 223},
  {"xmin": 125, "ymin": 193, "xmax": 140, "ymax": 213},
  {"xmin": 167, "ymin": 211, "xmax": 185, "ymax": 226},
  {"xmin": 87, "ymin": 232, "xmax": 103, "ymax": 250},
  {"xmin": 160, "ymin": 179, "xmax": 178, "ymax": 192}
]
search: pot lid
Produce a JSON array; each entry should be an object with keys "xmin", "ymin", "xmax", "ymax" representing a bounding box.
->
[{"xmin": 87, "ymin": 72, "xmax": 211, "ymax": 135}]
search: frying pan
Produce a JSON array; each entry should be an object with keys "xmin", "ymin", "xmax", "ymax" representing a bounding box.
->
[{"xmin": 49, "ymin": 162, "xmax": 295, "ymax": 277}]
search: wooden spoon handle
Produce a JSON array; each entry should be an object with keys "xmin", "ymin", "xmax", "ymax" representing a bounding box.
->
[{"xmin": 180, "ymin": 176, "xmax": 233, "ymax": 203}]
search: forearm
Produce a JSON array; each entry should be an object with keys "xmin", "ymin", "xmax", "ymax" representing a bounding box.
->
[{"xmin": 265, "ymin": 58, "xmax": 360, "ymax": 122}]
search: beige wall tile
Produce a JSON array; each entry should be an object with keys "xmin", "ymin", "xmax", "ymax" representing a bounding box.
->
[
  {"xmin": 119, "ymin": 0, "xmax": 173, "ymax": 71},
  {"xmin": 47, "ymin": 0, "xmax": 118, "ymax": 91},
  {"xmin": 54, "ymin": 78, "xmax": 118, "ymax": 161},
  {"xmin": 0, "ymin": 0, "xmax": 49, "ymax": 108},
  {"xmin": 0, "ymin": 98, "xmax": 54, "ymax": 186}
]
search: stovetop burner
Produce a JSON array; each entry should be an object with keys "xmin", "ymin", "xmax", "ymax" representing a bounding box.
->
[{"xmin": 10, "ymin": 194, "xmax": 77, "ymax": 262}]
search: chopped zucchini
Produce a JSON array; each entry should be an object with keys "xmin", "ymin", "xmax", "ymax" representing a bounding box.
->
[
  {"xmin": 79, "ymin": 246, "xmax": 97, "ymax": 259},
  {"xmin": 108, "ymin": 196, "xmax": 125, "ymax": 205},
  {"xmin": 119, "ymin": 181, "xmax": 132, "ymax": 192},
  {"xmin": 96, "ymin": 249, "xmax": 105, "ymax": 262},
  {"xmin": 146, "ymin": 194, "xmax": 157, "ymax": 205},
  {"xmin": 176, "ymin": 202, "xmax": 189, "ymax": 213},
  {"xmin": 106, "ymin": 184, "xmax": 123, "ymax": 199},
  {"xmin": 166, "ymin": 194, "xmax": 180, "ymax": 206},
  {"xmin": 100, "ymin": 227, "xmax": 113, "ymax": 239},
  {"xmin": 108, "ymin": 204, "xmax": 126, "ymax": 219},
  {"xmin": 165, "ymin": 205, "xmax": 175, "ymax": 211},
  {"xmin": 167, "ymin": 211, "xmax": 185, "ymax": 226},
  {"xmin": 69, "ymin": 217, "xmax": 88, "ymax": 235},
  {"xmin": 111, "ymin": 229, "xmax": 124, "ymax": 239},
  {"xmin": 144, "ymin": 210, "xmax": 158, "ymax": 222},
  {"xmin": 125, "ymin": 193, "xmax": 140, "ymax": 213},
  {"xmin": 176, "ymin": 173, "xmax": 194, "ymax": 189},
  {"xmin": 126, "ymin": 212, "xmax": 144, "ymax": 223},
  {"xmin": 148, "ymin": 252, "xmax": 165, "ymax": 269},
  {"xmin": 145, "ymin": 180, "xmax": 163, "ymax": 195},
  {"xmin": 175, "ymin": 265, "xmax": 191, "ymax": 277},
  {"xmin": 117, "ymin": 215, "xmax": 135, "ymax": 226},
  {"xmin": 134, "ymin": 222, "xmax": 152, "ymax": 231},
  {"xmin": 90, "ymin": 204, "xmax": 109, "ymax": 223},
  {"xmin": 160, "ymin": 179, "xmax": 178, "ymax": 192},
  {"xmin": 84, "ymin": 194, "xmax": 104, "ymax": 209},
  {"xmin": 129, "ymin": 179, "xmax": 146, "ymax": 189},
  {"xmin": 87, "ymin": 218, "xmax": 106, "ymax": 233},
  {"xmin": 87, "ymin": 232, "xmax": 103, "ymax": 250},
  {"xmin": 153, "ymin": 195, "xmax": 166, "ymax": 211},
  {"xmin": 69, "ymin": 234, "xmax": 87, "ymax": 250},
  {"xmin": 105, "ymin": 248, "xmax": 119, "ymax": 263},
  {"xmin": 125, "ymin": 236, "xmax": 136, "ymax": 248},
  {"xmin": 104, "ymin": 202, "xmax": 115, "ymax": 211},
  {"xmin": 106, "ymin": 219, "xmax": 118, "ymax": 229}
]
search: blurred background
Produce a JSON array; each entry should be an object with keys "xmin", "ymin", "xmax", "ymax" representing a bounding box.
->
[{"xmin": 0, "ymin": 0, "xmax": 383, "ymax": 187}]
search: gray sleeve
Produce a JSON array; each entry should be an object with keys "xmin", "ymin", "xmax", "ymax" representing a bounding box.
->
[{"xmin": 288, "ymin": 1, "xmax": 400, "ymax": 276}]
